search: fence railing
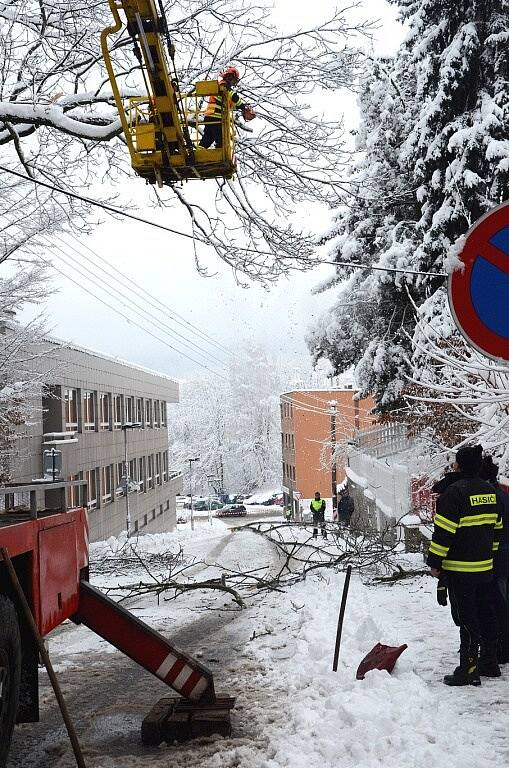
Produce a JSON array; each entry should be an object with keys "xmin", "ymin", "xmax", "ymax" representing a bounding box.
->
[{"xmin": 353, "ymin": 423, "xmax": 412, "ymax": 458}]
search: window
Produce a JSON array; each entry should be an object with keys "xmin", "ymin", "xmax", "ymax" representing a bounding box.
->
[
  {"xmin": 138, "ymin": 457, "xmax": 145, "ymax": 492},
  {"xmin": 162, "ymin": 451, "xmax": 168, "ymax": 482},
  {"xmin": 136, "ymin": 397, "xmax": 143, "ymax": 426},
  {"xmin": 115, "ymin": 462, "xmax": 124, "ymax": 496},
  {"xmin": 125, "ymin": 395, "xmax": 134, "ymax": 424},
  {"xmin": 134, "ymin": 520, "xmax": 139, "ymax": 533},
  {"xmin": 159, "ymin": 504, "xmax": 163, "ymax": 517},
  {"xmin": 155, "ymin": 453, "xmax": 161, "ymax": 485},
  {"xmin": 154, "ymin": 400, "xmax": 160, "ymax": 428},
  {"xmin": 67, "ymin": 473, "xmax": 81, "ymax": 508},
  {"xmin": 129, "ymin": 459, "xmax": 136, "ymax": 486},
  {"xmin": 64, "ymin": 388, "xmax": 78, "ymax": 432},
  {"xmin": 101, "ymin": 465, "xmax": 112, "ymax": 503},
  {"xmin": 147, "ymin": 454, "xmax": 154, "ymax": 489},
  {"xmin": 145, "ymin": 399, "xmax": 152, "ymax": 428},
  {"xmin": 82, "ymin": 391, "xmax": 96, "ymax": 432},
  {"xmin": 143, "ymin": 513, "xmax": 148, "ymax": 527},
  {"xmin": 160, "ymin": 402, "xmax": 167, "ymax": 427},
  {"xmin": 99, "ymin": 393, "xmax": 110, "ymax": 430},
  {"xmin": 86, "ymin": 469, "xmax": 97, "ymax": 510},
  {"xmin": 165, "ymin": 499, "xmax": 170, "ymax": 510},
  {"xmin": 113, "ymin": 395, "xmax": 123, "ymax": 429}
]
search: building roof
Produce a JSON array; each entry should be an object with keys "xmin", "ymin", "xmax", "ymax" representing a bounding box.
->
[{"xmin": 43, "ymin": 334, "xmax": 179, "ymax": 385}]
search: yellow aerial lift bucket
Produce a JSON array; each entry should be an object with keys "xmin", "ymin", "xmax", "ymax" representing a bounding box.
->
[{"xmin": 101, "ymin": 0, "xmax": 237, "ymax": 185}]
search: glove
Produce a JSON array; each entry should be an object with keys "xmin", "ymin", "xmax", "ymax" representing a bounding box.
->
[
  {"xmin": 436, "ymin": 575, "xmax": 448, "ymax": 607},
  {"xmin": 242, "ymin": 105, "xmax": 256, "ymax": 121}
]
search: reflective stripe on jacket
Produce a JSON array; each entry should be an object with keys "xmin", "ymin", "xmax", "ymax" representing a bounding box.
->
[
  {"xmin": 204, "ymin": 87, "xmax": 244, "ymax": 119},
  {"xmin": 427, "ymin": 477, "xmax": 503, "ymax": 582}
]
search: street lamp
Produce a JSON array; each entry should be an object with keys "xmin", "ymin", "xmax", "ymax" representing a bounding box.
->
[
  {"xmin": 188, "ymin": 457, "xmax": 200, "ymax": 531},
  {"xmin": 121, "ymin": 422, "xmax": 142, "ymax": 537}
]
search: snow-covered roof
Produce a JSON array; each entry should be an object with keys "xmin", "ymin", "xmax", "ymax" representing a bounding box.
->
[{"xmin": 41, "ymin": 333, "xmax": 179, "ymax": 385}]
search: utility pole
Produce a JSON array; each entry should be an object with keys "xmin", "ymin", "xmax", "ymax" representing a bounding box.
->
[
  {"xmin": 329, "ymin": 400, "xmax": 337, "ymax": 517},
  {"xmin": 121, "ymin": 422, "xmax": 141, "ymax": 537},
  {"xmin": 188, "ymin": 457, "xmax": 200, "ymax": 531}
]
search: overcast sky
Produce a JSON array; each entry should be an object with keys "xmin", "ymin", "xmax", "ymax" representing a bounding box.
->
[{"xmin": 22, "ymin": 0, "xmax": 404, "ymax": 382}]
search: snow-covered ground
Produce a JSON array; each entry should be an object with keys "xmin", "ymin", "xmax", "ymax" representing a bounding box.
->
[{"xmin": 8, "ymin": 523, "xmax": 509, "ymax": 768}]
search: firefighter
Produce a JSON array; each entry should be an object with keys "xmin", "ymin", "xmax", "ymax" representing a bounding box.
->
[
  {"xmin": 310, "ymin": 491, "xmax": 327, "ymax": 539},
  {"xmin": 199, "ymin": 66, "xmax": 256, "ymax": 149},
  {"xmin": 336, "ymin": 486, "xmax": 354, "ymax": 527},
  {"xmin": 480, "ymin": 454, "xmax": 509, "ymax": 663},
  {"xmin": 428, "ymin": 445, "xmax": 503, "ymax": 686}
]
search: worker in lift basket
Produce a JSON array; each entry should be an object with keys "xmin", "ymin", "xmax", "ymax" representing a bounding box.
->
[
  {"xmin": 428, "ymin": 445, "xmax": 503, "ymax": 686},
  {"xmin": 199, "ymin": 66, "xmax": 256, "ymax": 149},
  {"xmin": 310, "ymin": 491, "xmax": 327, "ymax": 540}
]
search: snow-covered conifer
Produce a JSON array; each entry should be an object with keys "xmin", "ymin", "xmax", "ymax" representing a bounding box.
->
[{"xmin": 309, "ymin": 0, "xmax": 509, "ymax": 410}]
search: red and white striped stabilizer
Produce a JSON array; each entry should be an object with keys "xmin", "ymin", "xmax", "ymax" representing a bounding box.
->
[{"xmin": 76, "ymin": 581, "xmax": 215, "ymax": 702}]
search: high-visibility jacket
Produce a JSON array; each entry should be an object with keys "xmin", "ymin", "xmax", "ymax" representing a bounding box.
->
[
  {"xmin": 310, "ymin": 498, "xmax": 326, "ymax": 521},
  {"xmin": 204, "ymin": 86, "xmax": 244, "ymax": 120},
  {"xmin": 427, "ymin": 476, "xmax": 503, "ymax": 582}
]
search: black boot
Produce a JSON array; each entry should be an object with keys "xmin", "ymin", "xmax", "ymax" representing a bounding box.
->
[
  {"xmin": 443, "ymin": 655, "xmax": 481, "ymax": 687},
  {"xmin": 478, "ymin": 641, "xmax": 501, "ymax": 677}
]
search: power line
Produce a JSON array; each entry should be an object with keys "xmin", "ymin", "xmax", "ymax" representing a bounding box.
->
[
  {"xmin": 5, "ymin": 185, "xmax": 233, "ymax": 374},
  {"xmin": 0, "ymin": 165, "xmax": 449, "ymax": 278},
  {"xmin": 317, "ymin": 259, "xmax": 446, "ymax": 278},
  {"xmin": 37, "ymin": 248, "xmax": 228, "ymax": 379},
  {"xmin": 49, "ymin": 236, "xmax": 229, "ymax": 367},
  {"xmin": 54, "ymin": 232, "xmax": 234, "ymax": 357},
  {"xmin": 0, "ymin": 164, "xmax": 202, "ymax": 243}
]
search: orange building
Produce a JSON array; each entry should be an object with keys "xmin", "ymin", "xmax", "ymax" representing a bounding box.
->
[{"xmin": 280, "ymin": 388, "xmax": 375, "ymax": 519}]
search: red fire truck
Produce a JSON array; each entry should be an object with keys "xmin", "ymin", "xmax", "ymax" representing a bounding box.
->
[{"xmin": 0, "ymin": 480, "xmax": 233, "ymax": 767}]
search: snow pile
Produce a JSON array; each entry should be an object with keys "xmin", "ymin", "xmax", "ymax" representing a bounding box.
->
[
  {"xmin": 90, "ymin": 520, "xmax": 228, "ymax": 560},
  {"xmin": 18, "ymin": 526, "xmax": 509, "ymax": 768}
]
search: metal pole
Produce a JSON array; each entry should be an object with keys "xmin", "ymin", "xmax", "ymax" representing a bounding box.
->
[
  {"xmin": 330, "ymin": 401, "xmax": 337, "ymax": 517},
  {"xmin": 52, "ymin": 448, "xmax": 56, "ymax": 482},
  {"xmin": 124, "ymin": 427, "xmax": 131, "ymax": 538},
  {"xmin": 0, "ymin": 547, "xmax": 87, "ymax": 768},
  {"xmin": 189, "ymin": 458, "xmax": 194, "ymax": 532},
  {"xmin": 333, "ymin": 564, "xmax": 352, "ymax": 672}
]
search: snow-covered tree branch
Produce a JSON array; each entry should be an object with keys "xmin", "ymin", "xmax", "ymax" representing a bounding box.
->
[{"xmin": 0, "ymin": 0, "xmax": 372, "ymax": 280}]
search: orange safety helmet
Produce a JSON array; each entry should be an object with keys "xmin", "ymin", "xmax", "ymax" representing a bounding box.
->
[{"xmin": 220, "ymin": 66, "xmax": 240, "ymax": 83}]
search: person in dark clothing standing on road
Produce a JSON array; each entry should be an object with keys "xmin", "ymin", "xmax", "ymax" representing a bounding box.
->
[
  {"xmin": 336, "ymin": 486, "xmax": 354, "ymax": 526},
  {"xmin": 428, "ymin": 445, "xmax": 503, "ymax": 686},
  {"xmin": 310, "ymin": 491, "xmax": 327, "ymax": 539},
  {"xmin": 480, "ymin": 454, "xmax": 509, "ymax": 663}
]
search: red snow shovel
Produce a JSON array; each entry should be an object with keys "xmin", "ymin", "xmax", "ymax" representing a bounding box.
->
[{"xmin": 356, "ymin": 643, "xmax": 408, "ymax": 680}]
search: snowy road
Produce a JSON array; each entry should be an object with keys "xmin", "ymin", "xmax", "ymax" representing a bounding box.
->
[
  {"xmin": 8, "ymin": 523, "xmax": 509, "ymax": 768},
  {"xmin": 7, "ymin": 522, "xmax": 283, "ymax": 768}
]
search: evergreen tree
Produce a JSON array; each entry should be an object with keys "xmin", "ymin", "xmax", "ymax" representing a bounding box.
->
[{"xmin": 309, "ymin": 0, "xmax": 509, "ymax": 410}]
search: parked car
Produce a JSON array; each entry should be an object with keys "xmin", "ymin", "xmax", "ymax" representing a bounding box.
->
[{"xmin": 215, "ymin": 504, "xmax": 247, "ymax": 518}]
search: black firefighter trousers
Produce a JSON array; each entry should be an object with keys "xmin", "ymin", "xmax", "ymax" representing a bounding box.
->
[{"xmin": 447, "ymin": 576, "xmax": 498, "ymax": 666}]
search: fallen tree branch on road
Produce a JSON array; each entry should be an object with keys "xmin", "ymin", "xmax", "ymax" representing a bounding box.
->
[{"xmin": 90, "ymin": 520, "xmax": 423, "ymax": 609}]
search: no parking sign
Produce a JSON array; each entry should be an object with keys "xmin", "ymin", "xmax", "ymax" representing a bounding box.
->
[{"xmin": 449, "ymin": 202, "xmax": 509, "ymax": 361}]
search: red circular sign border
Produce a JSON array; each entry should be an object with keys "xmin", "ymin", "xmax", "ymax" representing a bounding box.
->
[{"xmin": 448, "ymin": 201, "xmax": 509, "ymax": 361}]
